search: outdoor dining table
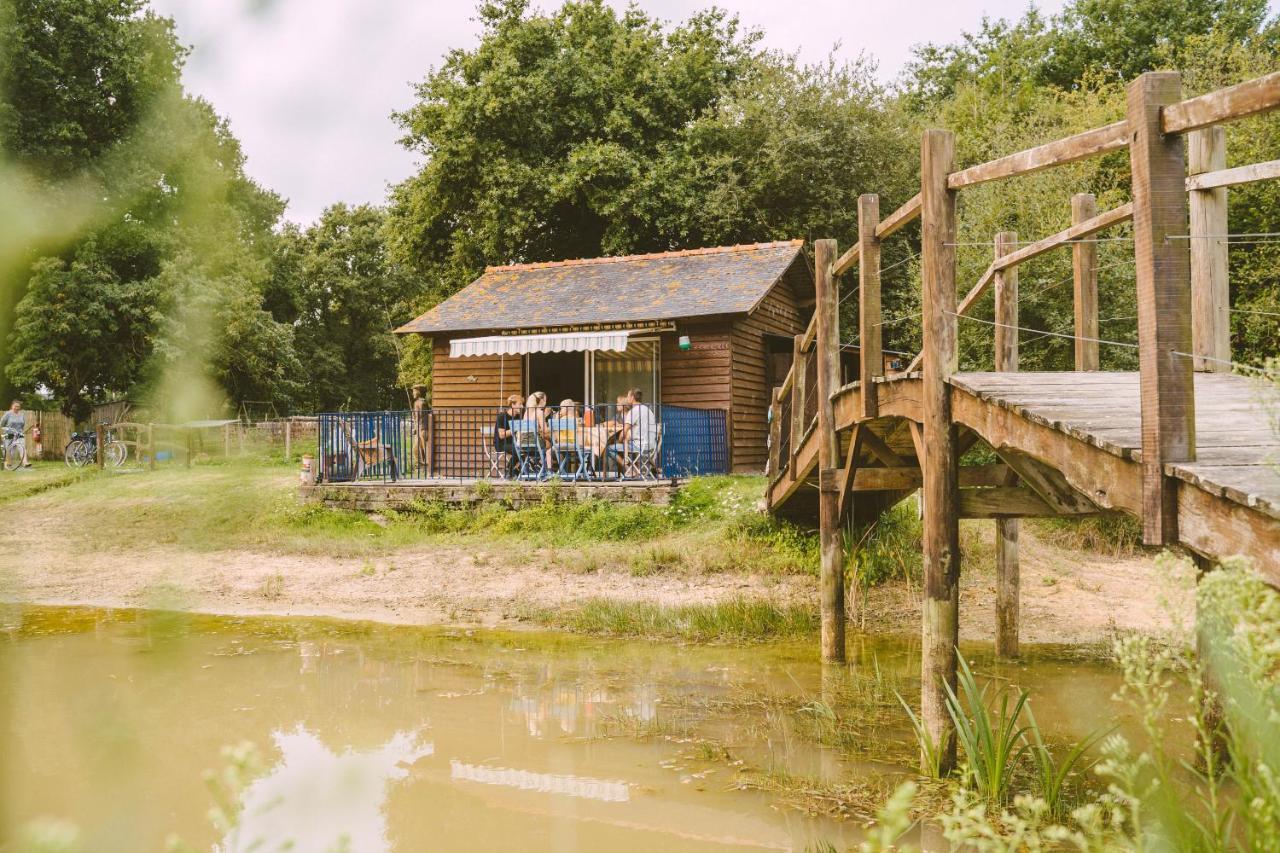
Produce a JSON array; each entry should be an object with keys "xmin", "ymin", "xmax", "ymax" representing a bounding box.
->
[{"xmin": 581, "ymin": 422, "xmax": 623, "ymax": 472}]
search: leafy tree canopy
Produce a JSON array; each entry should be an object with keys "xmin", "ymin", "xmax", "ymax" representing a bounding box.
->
[{"xmin": 386, "ymin": 0, "xmax": 915, "ymax": 303}]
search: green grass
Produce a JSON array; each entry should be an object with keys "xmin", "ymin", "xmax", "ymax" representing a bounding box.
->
[
  {"xmin": 9, "ymin": 458, "xmax": 826, "ymax": 573},
  {"xmin": 0, "ymin": 461, "xmax": 90, "ymax": 504},
  {"xmin": 522, "ymin": 597, "xmax": 819, "ymax": 642}
]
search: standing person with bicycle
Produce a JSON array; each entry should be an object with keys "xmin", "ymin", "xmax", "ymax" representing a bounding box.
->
[{"xmin": 1, "ymin": 400, "xmax": 31, "ymax": 469}]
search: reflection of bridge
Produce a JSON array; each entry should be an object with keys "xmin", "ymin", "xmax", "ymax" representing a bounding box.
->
[{"xmin": 765, "ymin": 71, "xmax": 1280, "ymax": 775}]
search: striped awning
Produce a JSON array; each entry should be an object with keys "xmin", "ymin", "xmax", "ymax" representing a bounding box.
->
[{"xmin": 448, "ymin": 330, "xmax": 631, "ymax": 357}]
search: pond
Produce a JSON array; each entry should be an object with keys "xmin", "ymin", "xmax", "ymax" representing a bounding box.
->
[{"xmin": 0, "ymin": 607, "xmax": 1136, "ymax": 852}]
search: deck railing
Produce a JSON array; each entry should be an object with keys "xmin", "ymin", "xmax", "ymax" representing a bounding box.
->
[{"xmin": 317, "ymin": 404, "xmax": 728, "ymax": 484}]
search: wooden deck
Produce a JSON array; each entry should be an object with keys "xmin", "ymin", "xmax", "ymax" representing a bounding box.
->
[
  {"xmin": 304, "ymin": 477, "xmax": 681, "ymax": 511},
  {"xmin": 768, "ymin": 372, "xmax": 1280, "ymax": 573}
]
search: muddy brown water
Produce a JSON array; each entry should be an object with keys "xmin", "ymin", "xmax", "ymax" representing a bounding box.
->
[{"xmin": 0, "ymin": 607, "xmax": 1138, "ymax": 851}]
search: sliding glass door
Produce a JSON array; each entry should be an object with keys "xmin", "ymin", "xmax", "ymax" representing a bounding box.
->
[{"xmin": 590, "ymin": 338, "xmax": 658, "ymax": 408}]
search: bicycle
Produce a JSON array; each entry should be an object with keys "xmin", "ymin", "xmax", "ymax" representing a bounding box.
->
[
  {"xmin": 64, "ymin": 423, "xmax": 127, "ymax": 468},
  {"xmin": 2, "ymin": 429, "xmax": 26, "ymax": 471}
]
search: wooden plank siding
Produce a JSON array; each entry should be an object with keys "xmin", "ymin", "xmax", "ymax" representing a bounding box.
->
[
  {"xmin": 730, "ymin": 278, "xmax": 806, "ymax": 472},
  {"xmin": 429, "ymin": 341, "xmax": 523, "ymax": 476},
  {"xmin": 430, "ymin": 341, "xmax": 523, "ymax": 408}
]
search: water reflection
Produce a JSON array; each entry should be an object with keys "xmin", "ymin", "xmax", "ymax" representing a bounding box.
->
[
  {"xmin": 0, "ymin": 607, "xmax": 1134, "ymax": 852},
  {"xmin": 222, "ymin": 727, "xmax": 432, "ymax": 853},
  {"xmin": 450, "ymin": 760, "xmax": 629, "ymax": 803}
]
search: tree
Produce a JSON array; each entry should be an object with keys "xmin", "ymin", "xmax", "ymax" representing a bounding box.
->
[
  {"xmin": 2, "ymin": 0, "xmax": 295, "ymax": 418},
  {"xmin": 387, "ymin": 0, "xmax": 761, "ymax": 284},
  {"xmin": 269, "ymin": 204, "xmax": 422, "ymax": 412},
  {"xmin": 7, "ymin": 248, "xmax": 159, "ymax": 420},
  {"xmin": 386, "ymin": 0, "xmax": 915, "ymax": 325}
]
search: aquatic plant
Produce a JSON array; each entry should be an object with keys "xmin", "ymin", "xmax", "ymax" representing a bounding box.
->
[
  {"xmin": 1022, "ymin": 705, "xmax": 1108, "ymax": 819},
  {"xmin": 945, "ymin": 653, "xmax": 1031, "ymax": 805},
  {"xmin": 897, "ymin": 691, "xmax": 945, "ymax": 779}
]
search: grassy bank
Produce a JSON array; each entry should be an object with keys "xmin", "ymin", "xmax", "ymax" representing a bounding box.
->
[{"xmin": 9, "ymin": 456, "xmax": 821, "ymax": 570}]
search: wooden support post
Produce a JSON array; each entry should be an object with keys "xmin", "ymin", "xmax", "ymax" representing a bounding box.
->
[
  {"xmin": 285, "ymin": 420, "xmax": 292, "ymax": 460},
  {"xmin": 148, "ymin": 423, "xmax": 156, "ymax": 471},
  {"xmin": 186, "ymin": 428, "xmax": 193, "ymax": 469},
  {"xmin": 95, "ymin": 423, "xmax": 105, "ymax": 469},
  {"xmin": 791, "ymin": 333, "xmax": 806, "ymax": 471},
  {"xmin": 920, "ymin": 128, "xmax": 961, "ymax": 774},
  {"xmin": 1071, "ymin": 193, "xmax": 1100, "ymax": 371},
  {"xmin": 1188, "ymin": 127, "xmax": 1230, "ymax": 373},
  {"xmin": 767, "ymin": 388, "xmax": 782, "ymax": 479},
  {"xmin": 858, "ymin": 194, "xmax": 882, "ymax": 419},
  {"xmin": 993, "ymin": 230, "xmax": 1020, "ymax": 659},
  {"xmin": 224, "ymin": 424, "xmax": 231, "ymax": 458},
  {"xmin": 815, "ymin": 238, "xmax": 845, "ymax": 664},
  {"xmin": 1128, "ymin": 72, "xmax": 1196, "ymax": 546}
]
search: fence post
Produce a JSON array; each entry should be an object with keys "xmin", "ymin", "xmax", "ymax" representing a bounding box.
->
[
  {"xmin": 1071, "ymin": 193, "xmax": 1100, "ymax": 371},
  {"xmin": 1188, "ymin": 126, "xmax": 1229, "ymax": 373},
  {"xmin": 284, "ymin": 420, "xmax": 292, "ymax": 460},
  {"xmin": 858, "ymin": 194, "xmax": 882, "ymax": 419},
  {"xmin": 148, "ymin": 423, "xmax": 156, "ymax": 470},
  {"xmin": 920, "ymin": 127, "xmax": 961, "ymax": 775},
  {"xmin": 815, "ymin": 238, "xmax": 844, "ymax": 664},
  {"xmin": 790, "ymin": 334, "xmax": 806, "ymax": 471},
  {"xmin": 95, "ymin": 423, "xmax": 104, "ymax": 469},
  {"xmin": 425, "ymin": 411, "xmax": 435, "ymax": 478},
  {"xmin": 186, "ymin": 428, "xmax": 193, "ymax": 468},
  {"xmin": 994, "ymin": 230, "xmax": 1020, "ymax": 659},
  {"xmin": 1128, "ymin": 71, "xmax": 1195, "ymax": 546}
]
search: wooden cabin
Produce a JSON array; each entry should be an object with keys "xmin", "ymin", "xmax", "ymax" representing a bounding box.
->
[{"xmin": 395, "ymin": 241, "xmax": 814, "ymax": 473}]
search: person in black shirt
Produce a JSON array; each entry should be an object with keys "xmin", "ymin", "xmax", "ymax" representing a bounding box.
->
[{"xmin": 493, "ymin": 395, "xmax": 523, "ymax": 477}]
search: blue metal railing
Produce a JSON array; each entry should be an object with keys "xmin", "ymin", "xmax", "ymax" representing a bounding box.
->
[{"xmin": 317, "ymin": 404, "xmax": 729, "ymax": 484}]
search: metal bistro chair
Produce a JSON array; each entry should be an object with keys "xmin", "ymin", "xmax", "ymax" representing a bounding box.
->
[
  {"xmin": 337, "ymin": 417, "xmax": 399, "ymax": 481},
  {"xmin": 511, "ymin": 418, "xmax": 545, "ymax": 480},
  {"xmin": 480, "ymin": 424, "xmax": 510, "ymax": 479},
  {"xmin": 623, "ymin": 422, "xmax": 665, "ymax": 481},
  {"xmin": 550, "ymin": 417, "xmax": 592, "ymax": 482}
]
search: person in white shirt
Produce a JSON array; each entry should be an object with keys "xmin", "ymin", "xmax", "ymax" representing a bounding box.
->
[{"xmin": 622, "ymin": 388, "xmax": 656, "ymax": 453}]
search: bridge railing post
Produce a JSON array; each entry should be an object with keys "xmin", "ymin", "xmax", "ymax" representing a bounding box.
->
[
  {"xmin": 815, "ymin": 238, "xmax": 845, "ymax": 664},
  {"xmin": 1188, "ymin": 126, "xmax": 1230, "ymax": 373},
  {"xmin": 994, "ymin": 230, "xmax": 1020, "ymax": 659},
  {"xmin": 858, "ymin": 194, "xmax": 882, "ymax": 419},
  {"xmin": 791, "ymin": 334, "xmax": 806, "ymax": 472},
  {"xmin": 920, "ymin": 128, "xmax": 961, "ymax": 775},
  {"xmin": 1071, "ymin": 193, "xmax": 1100, "ymax": 371},
  {"xmin": 1128, "ymin": 71, "xmax": 1196, "ymax": 546}
]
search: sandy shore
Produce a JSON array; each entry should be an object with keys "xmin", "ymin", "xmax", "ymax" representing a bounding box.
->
[{"xmin": 3, "ymin": 522, "xmax": 1192, "ymax": 645}]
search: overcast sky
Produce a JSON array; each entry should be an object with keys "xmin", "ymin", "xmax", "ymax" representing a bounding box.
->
[{"xmin": 151, "ymin": 0, "xmax": 1070, "ymax": 225}]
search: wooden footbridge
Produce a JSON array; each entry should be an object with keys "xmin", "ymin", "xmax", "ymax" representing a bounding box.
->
[{"xmin": 765, "ymin": 71, "xmax": 1280, "ymax": 773}]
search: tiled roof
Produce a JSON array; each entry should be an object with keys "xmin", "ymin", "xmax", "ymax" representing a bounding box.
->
[{"xmin": 396, "ymin": 240, "xmax": 808, "ymax": 335}]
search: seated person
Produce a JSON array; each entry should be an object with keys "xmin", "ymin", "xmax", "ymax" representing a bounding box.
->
[
  {"xmin": 624, "ymin": 387, "xmax": 657, "ymax": 455},
  {"xmin": 547, "ymin": 399, "xmax": 582, "ymax": 471},
  {"xmin": 525, "ymin": 391, "xmax": 550, "ymax": 440},
  {"xmin": 492, "ymin": 395, "xmax": 523, "ymax": 477},
  {"xmin": 604, "ymin": 393, "xmax": 643, "ymax": 475}
]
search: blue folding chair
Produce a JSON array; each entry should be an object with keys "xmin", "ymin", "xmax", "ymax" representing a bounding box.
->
[
  {"xmin": 511, "ymin": 418, "xmax": 545, "ymax": 480},
  {"xmin": 549, "ymin": 417, "xmax": 592, "ymax": 481}
]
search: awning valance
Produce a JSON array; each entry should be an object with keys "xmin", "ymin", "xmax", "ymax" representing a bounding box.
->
[{"xmin": 448, "ymin": 330, "xmax": 632, "ymax": 357}]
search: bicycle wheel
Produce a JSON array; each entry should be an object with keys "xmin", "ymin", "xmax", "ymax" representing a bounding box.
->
[
  {"xmin": 105, "ymin": 440, "xmax": 127, "ymax": 467},
  {"xmin": 64, "ymin": 440, "xmax": 86, "ymax": 468},
  {"xmin": 3, "ymin": 441, "xmax": 22, "ymax": 471}
]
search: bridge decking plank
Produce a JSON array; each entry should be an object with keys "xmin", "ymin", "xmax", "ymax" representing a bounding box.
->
[{"xmin": 952, "ymin": 371, "xmax": 1280, "ymax": 524}]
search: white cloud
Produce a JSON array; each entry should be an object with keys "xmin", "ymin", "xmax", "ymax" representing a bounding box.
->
[{"xmin": 146, "ymin": 0, "xmax": 1102, "ymax": 224}]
